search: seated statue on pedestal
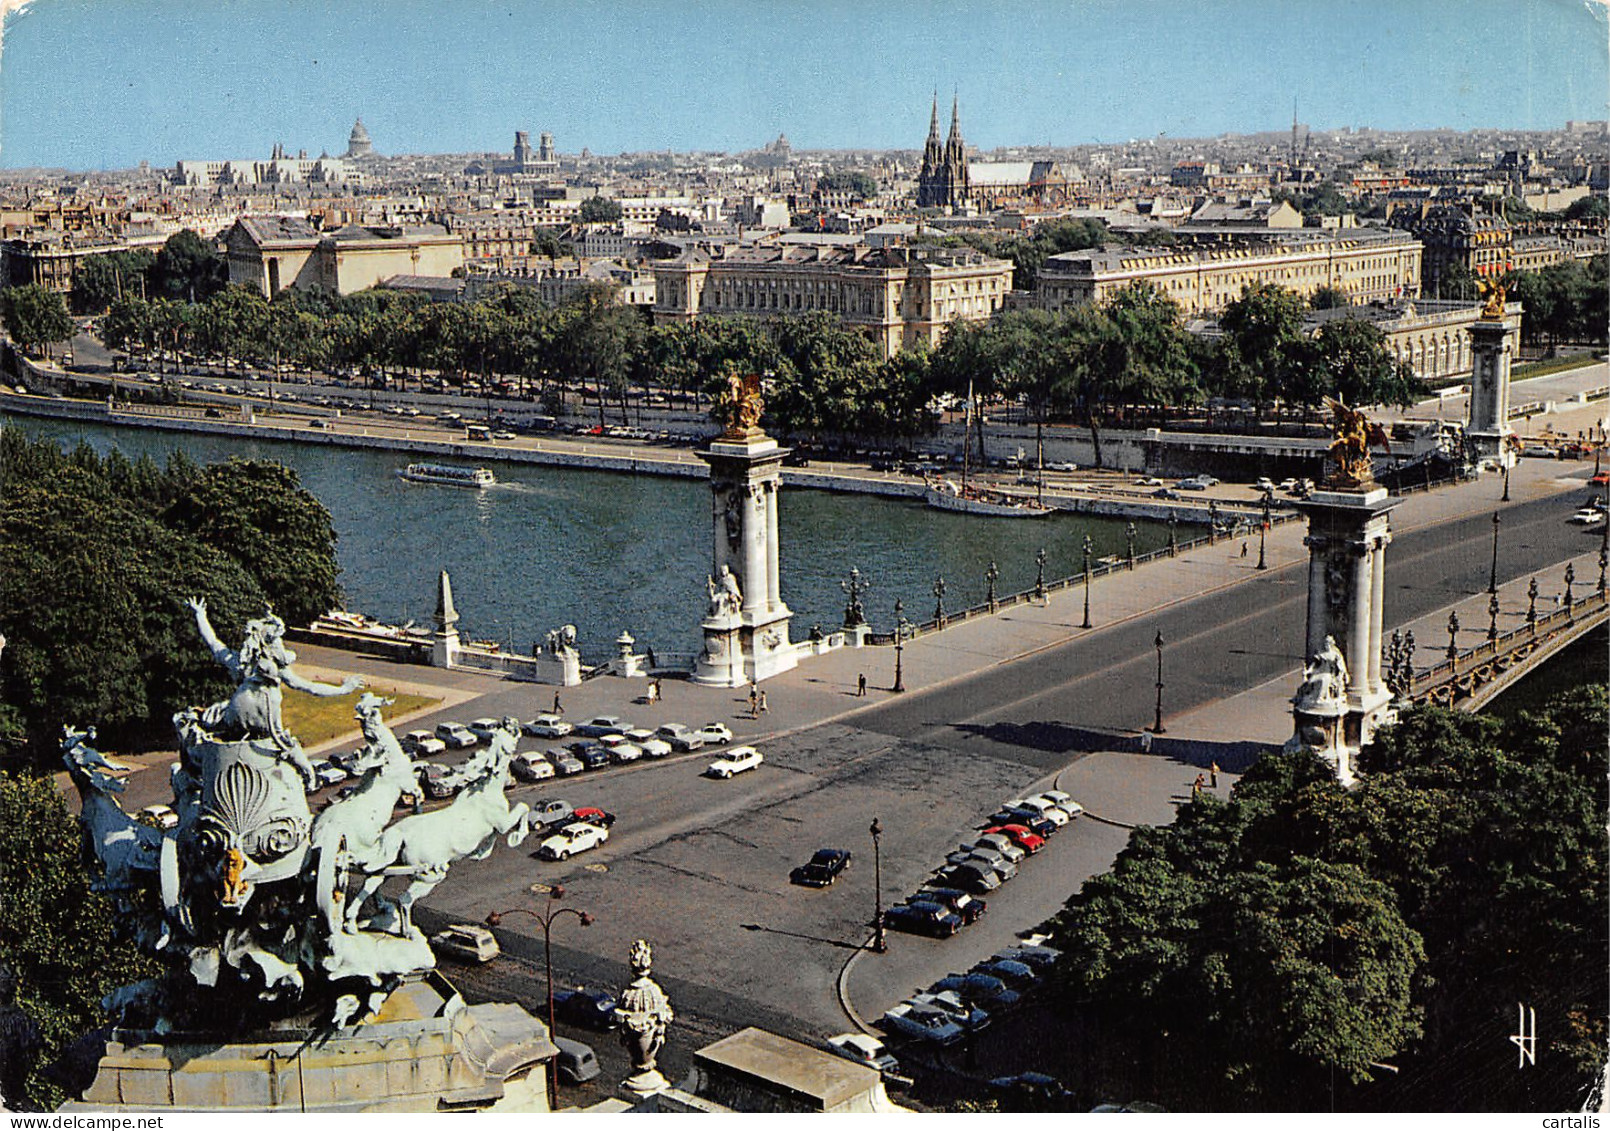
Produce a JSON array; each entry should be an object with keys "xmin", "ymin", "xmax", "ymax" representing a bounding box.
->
[
  {"xmin": 1293, "ymin": 635, "xmax": 1349, "ymax": 714},
  {"xmin": 706, "ymin": 565, "xmax": 743, "ymax": 619}
]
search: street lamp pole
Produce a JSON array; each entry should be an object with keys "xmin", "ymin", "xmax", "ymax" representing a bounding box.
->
[
  {"xmin": 1446, "ymin": 611, "xmax": 1460, "ymax": 659},
  {"xmin": 985, "ymin": 560, "xmax": 999, "ymax": 612},
  {"xmin": 1081, "ymin": 535, "xmax": 1094, "ymax": 630},
  {"xmin": 486, "ymin": 887, "xmax": 594, "ymax": 1106},
  {"xmin": 1257, "ymin": 490, "xmax": 1271, "ymax": 571},
  {"xmin": 1488, "ymin": 511, "xmax": 1501, "ymax": 595},
  {"xmin": 869, "ymin": 818, "xmax": 886, "ymax": 953},
  {"xmin": 891, "ymin": 599, "xmax": 908, "ymax": 694},
  {"xmin": 1487, "ymin": 592, "xmax": 1500, "ymax": 641},
  {"xmin": 1526, "ymin": 576, "xmax": 1539, "ymax": 625},
  {"xmin": 1166, "ymin": 511, "xmax": 1178, "ymax": 557},
  {"xmin": 1034, "ymin": 548, "xmax": 1047, "ymax": 604},
  {"xmin": 1152, "ymin": 630, "xmax": 1166, "ymax": 734},
  {"xmin": 932, "ymin": 575, "xmax": 947, "ymax": 627},
  {"xmin": 1125, "ymin": 522, "xmax": 1137, "ymax": 570}
]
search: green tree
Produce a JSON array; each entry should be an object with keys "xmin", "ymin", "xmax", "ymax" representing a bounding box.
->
[
  {"xmin": 0, "ymin": 284, "xmax": 74, "ymax": 357},
  {"xmin": 0, "ymin": 772, "xmax": 157, "ymax": 1108},
  {"xmin": 1309, "ymin": 284, "xmax": 1350, "ymax": 310},
  {"xmin": 555, "ymin": 284, "xmax": 645, "ymax": 426},
  {"xmin": 578, "ymin": 196, "xmax": 624, "ymax": 224},
  {"xmin": 1310, "ymin": 316, "xmax": 1426, "ymax": 409},
  {"xmin": 1563, "ymin": 194, "xmax": 1608, "ymax": 222},
  {"xmin": 196, "ymin": 284, "xmax": 270, "ymax": 371},
  {"xmin": 70, "ymin": 250, "xmax": 154, "ymax": 315},
  {"xmin": 149, "ymin": 229, "xmax": 225, "ymax": 302},
  {"xmin": 817, "ymin": 171, "xmax": 877, "ymax": 199},
  {"xmin": 1218, "ymin": 282, "xmax": 1308, "ymax": 409}
]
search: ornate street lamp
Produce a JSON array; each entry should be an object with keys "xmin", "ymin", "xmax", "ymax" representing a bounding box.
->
[
  {"xmin": 1257, "ymin": 490, "xmax": 1272, "ymax": 571},
  {"xmin": 1526, "ymin": 576, "xmax": 1539, "ymax": 625},
  {"xmin": 1488, "ymin": 592, "xmax": 1500, "ymax": 641},
  {"xmin": 840, "ymin": 566, "xmax": 869, "ymax": 629},
  {"xmin": 985, "ymin": 560, "xmax": 1000, "ymax": 612},
  {"xmin": 486, "ymin": 887, "xmax": 594, "ymax": 1103},
  {"xmin": 1034, "ymin": 547, "xmax": 1047, "ymax": 604},
  {"xmin": 1563, "ymin": 562, "xmax": 1575, "ymax": 608},
  {"xmin": 1152, "ymin": 630, "xmax": 1166, "ymax": 734},
  {"xmin": 932, "ymin": 575, "xmax": 947, "ymax": 626},
  {"xmin": 1446, "ymin": 610, "xmax": 1460, "ymax": 659},
  {"xmin": 869, "ymin": 818, "xmax": 886, "ymax": 953},
  {"xmin": 1081, "ymin": 535, "xmax": 1094, "ymax": 630},
  {"xmin": 891, "ymin": 599, "xmax": 910, "ymax": 694},
  {"xmin": 1208, "ymin": 500, "xmax": 1220, "ymax": 545},
  {"xmin": 1167, "ymin": 511, "xmax": 1178, "ymax": 557},
  {"xmin": 1125, "ymin": 522, "xmax": 1137, "ymax": 569},
  {"xmin": 1488, "ymin": 511, "xmax": 1501, "ymax": 596}
]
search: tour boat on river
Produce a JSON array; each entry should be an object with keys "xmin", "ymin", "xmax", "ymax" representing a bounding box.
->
[
  {"xmin": 923, "ymin": 476, "xmax": 1051, "ymax": 518},
  {"xmin": 396, "ymin": 463, "xmax": 496, "ymax": 488}
]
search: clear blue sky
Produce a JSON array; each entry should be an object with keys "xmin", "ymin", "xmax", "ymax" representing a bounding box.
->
[{"xmin": 1, "ymin": 0, "xmax": 1605, "ymax": 170}]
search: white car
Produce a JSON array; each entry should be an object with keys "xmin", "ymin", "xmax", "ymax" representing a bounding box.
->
[
  {"xmin": 1005, "ymin": 797, "xmax": 1069, "ymax": 826},
  {"xmin": 467, "ymin": 717, "xmax": 502, "ymax": 742},
  {"xmin": 435, "ymin": 722, "xmax": 478, "ymax": 749},
  {"xmin": 1253, "ymin": 477, "xmax": 1275, "ymax": 492},
  {"xmin": 523, "ymin": 714, "xmax": 573, "ymax": 738},
  {"xmin": 598, "ymin": 734, "xmax": 644, "ymax": 763},
  {"xmin": 656, "ymin": 723, "xmax": 705, "ymax": 752},
  {"xmin": 706, "ymin": 745, "xmax": 763, "ymax": 779},
  {"xmin": 1568, "ymin": 508, "xmax": 1606, "ymax": 526},
  {"xmin": 1038, "ymin": 789, "xmax": 1084, "ymax": 818},
  {"xmin": 825, "ymin": 1033, "xmax": 900, "ymax": 1075},
  {"xmin": 697, "ymin": 722, "xmax": 734, "ymax": 745},
  {"xmin": 431, "ymin": 924, "xmax": 501, "ymax": 963},
  {"xmin": 1135, "ymin": 476, "xmax": 1164, "ymax": 487},
  {"xmin": 403, "ymin": 730, "xmax": 447, "ymax": 757},
  {"xmin": 625, "ymin": 728, "xmax": 672, "ymax": 758},
  {"xmin": 538, "ymin": 822, "xmax": 609, "ymax": 861},
  {"xmin": 512, "ymin": 751, "xmax": 556, "ymax": 782},
  {"xmin": 1045, "ymin": 460, "xmax": 1078, "ymax": 473}
]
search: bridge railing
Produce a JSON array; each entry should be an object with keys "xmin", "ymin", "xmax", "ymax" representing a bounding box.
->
[{"xmin": 1409, "ymin": 587, "xmax": 1608, "ymax": 696}]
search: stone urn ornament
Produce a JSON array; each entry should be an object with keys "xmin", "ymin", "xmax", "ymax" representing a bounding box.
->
[{"xmin": 616, "ymin": 939, "xmax": 673, "ymax": 1097}]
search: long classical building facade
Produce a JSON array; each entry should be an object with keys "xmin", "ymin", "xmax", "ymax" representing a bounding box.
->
[
  {"xmin": 224, "ymin": 216, "xmax": 464, "ymax": 296},
  {"xmin": 651, "ymin": 243, "xmax": 1013, "ymax": 358},
  {"xmin": 1036, "ymin": 229, "xmax": 1424, "ymax": 316}
]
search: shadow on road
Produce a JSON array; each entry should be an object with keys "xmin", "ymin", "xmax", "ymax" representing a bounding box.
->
[{"xmin": 740, "ymin": 922, "xmax": 863, "ymax": 951}]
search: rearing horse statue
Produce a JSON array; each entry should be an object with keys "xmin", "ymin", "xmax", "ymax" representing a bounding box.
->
[
  {"xmin": 61, "ymin": 726, "xmax": 162, "ymax": 902},
  {"xmin": 344, "ymin": 718, "xmax": 530, "ymax": 936}
]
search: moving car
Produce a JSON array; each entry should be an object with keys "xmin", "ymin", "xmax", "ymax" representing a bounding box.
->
[
  {"xmin": 1253, "ymin": 477, "xmax": 1275, "ymax": 492},
  {"xmin": 575, "ymin": 715, "xmax": 631, "ymax": 738},
  {"xmin": 552, "ymin": 988, "xmax": 620, "ymax": 1030},
  {"xmin": 523, "ymin": 714, "xmax": 572, "ymax": 738},
  {"xmin": 1135, "ymin": 476, "xmax": 1164, "ymax": 487},
  {"xmin": 528, "ymin": 798, "xmax": 574, "ymax": 827},
  {"xmin": 573, "ymin": 806, "xmax": 616, "ymax": 829},
  {"xmin": 538, "ymin": 822, "xmax": 609, "ymax": 861},
  {"xmin": 656, "ymin": 723, "xmax": 705, "ymax": 752},
  {"xmin": 880, "ymin": 1002, "xmax": 964, "ymax": 1046},
  {"xmin": 883, "ymin": 902, "xmax": 964, "ymax": 938},
  {"xmin": 825, "ymin": 1033, "xmax": 900, "ymax": 1076},
  {"xmin": 435, "ymin": 722, "xmax": 478, "ymax": 749},
  {"xmin": 696, "ymin": 722, "xmax": 734, "ymax": 745},
  {"xmin": 1568, "ymin": 508, "xmax": 1606, "ymax": 526},
  {"xmin": 402, "ymin": 730, "xmax": 447, "ymax": 757},
  {"xmin": 512, "ymin": 752, "xmax": 555, "ymax": 782},
  {"xmin": 705, "ymin": 745, "xmax": 762, "ymax": 778},
  {"xmin": 790, "ymin": 848, "xmax": 852, "ymax": 887},
  {"xmin": 430, "ymin": 924, "xmax": 500, "ymax": 963}
]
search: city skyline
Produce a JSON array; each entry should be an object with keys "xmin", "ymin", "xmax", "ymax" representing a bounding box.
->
[{"xmin": 0, "ymin": 0, "xmax": 1604, "ymax": 171}]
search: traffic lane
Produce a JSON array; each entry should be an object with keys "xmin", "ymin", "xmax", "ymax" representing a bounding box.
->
[
  {"xmin": 421, "ymin": 727, "xmax": 1064, "ymax": 1037},
  {"xmin": 848, "ymin": 489, "xmax": 1598, "ymax": 750}
]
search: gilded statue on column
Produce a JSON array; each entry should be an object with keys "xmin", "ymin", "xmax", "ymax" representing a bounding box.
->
[
  {"xmin": 716, "ymin": 371, "xmax": 765, "ymax": 440},
  {"xmin": 1323, "ymin": 397, "xmax": 1391, "ymax": 491},
  {"xmin": 1478, "ymin": 275, "xmax": 1507, "ymax": 321}
]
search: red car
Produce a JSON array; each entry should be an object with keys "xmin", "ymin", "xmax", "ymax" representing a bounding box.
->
[
  {"xmin": 983, "ymin": 824, "xmax": 1046, "ymax": 854},
  {"xmin": 573, "ymin": 806, "xmax": 616, "ymax": 829}
]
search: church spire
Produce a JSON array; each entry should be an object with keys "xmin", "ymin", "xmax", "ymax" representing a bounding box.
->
[
  {"xmin": 945, "ymin": 94, "xmax": 965, "ymax": 163},
  {"xmin": 928, "ymin": 92, "xmax": 941, "ymax": 145}
]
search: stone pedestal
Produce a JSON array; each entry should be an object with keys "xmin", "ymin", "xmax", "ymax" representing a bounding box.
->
[
  {"xmin": 692, "ymin": 437, "xmax": 796, "ymax": 686},
  {"xmin": 1467, "ymin": 313, "xmax": 1519, "ymax": 469},
  {"xmin": 529, "ymin": 650, "xmax": 581, "ymax": 686},
  {"xmin": 610, "ymin": 630, "xmax": 648, "ymax": 678},
  {"xmin": 1291, "ymin": 487, "xmax": 1400, "ymax": 783}
]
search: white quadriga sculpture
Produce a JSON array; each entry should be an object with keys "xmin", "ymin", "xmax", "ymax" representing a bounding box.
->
[{"xmin": 63, "ymin": 600, "xmax": 533, "ymax": 1035}]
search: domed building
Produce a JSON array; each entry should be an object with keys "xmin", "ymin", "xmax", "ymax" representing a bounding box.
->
[{"xmin": 344, "ymin": 117, "xmax": 375, "ymax": 159}]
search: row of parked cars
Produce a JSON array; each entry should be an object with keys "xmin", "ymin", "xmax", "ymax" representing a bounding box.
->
[
  {"xmin": 879, "ymin": 937, "xmax": 1065, "ymax": 1048},
  {"xmin": 882, "ymin": 791, "xmax": 1083, "ymax": 939}
]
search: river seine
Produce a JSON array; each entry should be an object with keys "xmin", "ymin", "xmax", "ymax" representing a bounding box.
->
[{"xmin": 6, "ymin": 415, "xmax": 1181, "ymax": 662}]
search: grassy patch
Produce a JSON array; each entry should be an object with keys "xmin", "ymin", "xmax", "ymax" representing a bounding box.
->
[
  {"xmin": 1514, "ymin": 353, "xmax": 1603, "ymax": 381},
  {"xmin": 280, "ymin": 686, "xmax": 440, "ymax": 748}
]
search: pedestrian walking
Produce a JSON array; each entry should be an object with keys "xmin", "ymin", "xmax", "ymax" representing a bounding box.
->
[
  {"xmin": 748, "ymin": 684, "xmax": 759, "ymax": 714},
  {"xmin": 552, "ymin": 691, "xmax": 563, "ymax": 715},
  {"xmin": 1192, "ymin": 772, "xmax": 1205, "ymax": 799},
  {"xmin": 857, "ymin": 673, "xmax": 867, "ymax": 697},
  {"xmin": 1139, "ymin": 730, "xmax": 1153, "ymax": 754},
  {"xmin": 1209, "ymin": 761, "xmax": 1219, "ymax": 788},
  {"xmin": 1240, "ymin": 541, "xmax": 1248, "ymax": 558},
  {"xmin": 652, "ymin": 677, "xmax": 663, "ymax": 702},
  {"xmin": 758, "ymin": 690, "xmax": 769, "ymax": 713}
]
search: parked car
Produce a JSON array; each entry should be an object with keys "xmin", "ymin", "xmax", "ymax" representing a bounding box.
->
[
  {"xmin": 1176, "ymin": 477, "xmax": 1209, "ymax": 491},
  {"xmin": 573, "ymin": 806, "xmax": 616, "ymax": 829},
  {"xmin": 1277, "ymin": 478, "xmax": 1300, "ymax": 492},
  {"xmin": 932, "ymin": 862, "xmax": 1002, "ymax": 895},
  {"xmin": 697, "ymin": 722, "xmax": 734, "ymax": 745},
  {"xmin": 467, "ymin": 717, "xmax": 502, "ymax": 742},
  {"xmin": 523, "ymin": 714, "xmax": 572, "ymax": 738},
  {"xmin": 538, "ymin": 822, "xmax": 609, "ymax": 861},
  {"xmin": 625, "ymin": 729, "xmax": 672, "ymax": 758},
  {"xmin": 137, "ymin": 803, "xmax": 179, "ymax": 831},
  {"xmin": 985, "ymin": 807, "xmax": 1057, "ymax": 838},
  {"xmin": 554, "ymin": 1037, "xmax": 600, "ymax": 1084},
  {"xmin": 1253, "ymin": 477, "xmax": 1275, "ymax": 492},
  {"xmin": 790, "ymin": 848, "xmax": 852, "ymax": 887},
  {"xmin": 912, "ymin": 887, "xmax": 986, "ymax": 924},
  {"xmin": 435, "ymin": 722, "xmax": 478, "ymax": 749},
  {"xmin": 597, "ymin": 734, "xmax": 644, "ymax": 763},
  {"xmin": 1038, "ymin": 789, "xmax": 1083, "ymax": 816},
  {"xmin": 548, "ymin": 748, "xmax": 587, "ymax": 777},
  {"xmin": 312, "ymin": 760, "xmax": 348, "ymax": 788},
  {"xmin": 880, "ymin": 1002, "xmax": 964, "ymax": 1046},
  {"xmin": 403, "ymin": 730, "xmax": 447, "ymax": 757},
  {"xmin": 971, "ymin": 957, "xmax": 1039, "ymax": 987},
  {"xmin": 972, "ymin": 833, "xmax": 1027, "ymax": 863},
  {"xmin": 825, "ymin": 1033, "xmax": 900, "ymax": 1075},
  {"xmin": 988, "ymin": 1072, "xmax": 1076, "ymax": 1107},
  {"xmin": 552, "ymin": 988, "xmax": 620, "ymax": 1030},
  {"xmin": 910, "ymin": 990, "xmax": 990, "ymax": 1033},
  {"xmin": 1005, "ymin": 797, "xmax": 1070, "ymax": 827},
  {"xmin": 415, "ymin": 762, "xmax": 459, "ymax": 800},
  {"xmin": 528, "ymin": 798, "xmax": 574, "ymax": 827},
  {"xmin": 998, "ymin": 944, "xmax": 1063, "ymax": 970},
  {"xmin": 883, "ymin": 902, "xmax": 964, "ymax": 938},
  {"xmin": 574, "ymin": 745, "xmax": 612, "ymax": 770},
  {"xmin": 328, "ymin": 747, "xmax": 363, "ymax": 774},
  {"xmin": 930, "ymin": 972, "xmax": 1020, "ymax": 1010},
  {"xmin": 431, "ymin": 924, "xmax": 500, "ymax": 963},
  {"xmin": 512, "ymin": 752, "xmax": 556, "ymax": 782},
  {"xmin": 1046, "ymin": 460, "xmax": 1078, "ymax": 472},
  {"xmin": 706, "ymin": 745, "xmax": 763, "ymax": 778},
  {"xmin": 656, "ymin": 723, "xmax": 705, "ymax": 752},
  {"xmin": 575, "ymin": 715, "xmax": 631, "ymax": 738},
  {"xmin": 1150, "ymin": 487, "xmax": 1181, "ymax": 500},
  {"xmin": 982, "ymin": 824, "xmax": 1046, "ymax": 854}
]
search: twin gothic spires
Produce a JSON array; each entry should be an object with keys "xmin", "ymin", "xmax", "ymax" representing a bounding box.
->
[{"xmin": 917, "ymin": 91, "xmax": 968, "ymax": 208}]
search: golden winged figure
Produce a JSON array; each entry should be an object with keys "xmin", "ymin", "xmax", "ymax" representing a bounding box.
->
[
  {"xmin": 1323, "ymin": 397, "xmax": 1391, "ymax": 490},
  {"xmin": 1478, "ymin": 275, "xmax": 1507, "ymax": 321},
  {"xmin": 716, "ymin": 371, "xmax": 766, "ymax": 439}
]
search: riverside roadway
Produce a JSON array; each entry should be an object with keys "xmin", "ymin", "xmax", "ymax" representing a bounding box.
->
[{"xmin": 78, "ymin": 450, "xmax": 1604, "ymax": 1097}]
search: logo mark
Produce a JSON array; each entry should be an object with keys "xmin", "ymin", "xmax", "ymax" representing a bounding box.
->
[{"xmin": 1509, "ymin": 1002, "xmax": 1536, "ymax": 1068}]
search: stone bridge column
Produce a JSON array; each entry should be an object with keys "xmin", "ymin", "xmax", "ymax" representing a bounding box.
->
[{"xmin": 1468, "ymin": 304, "xmax": 1519, "ymax": 468}]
